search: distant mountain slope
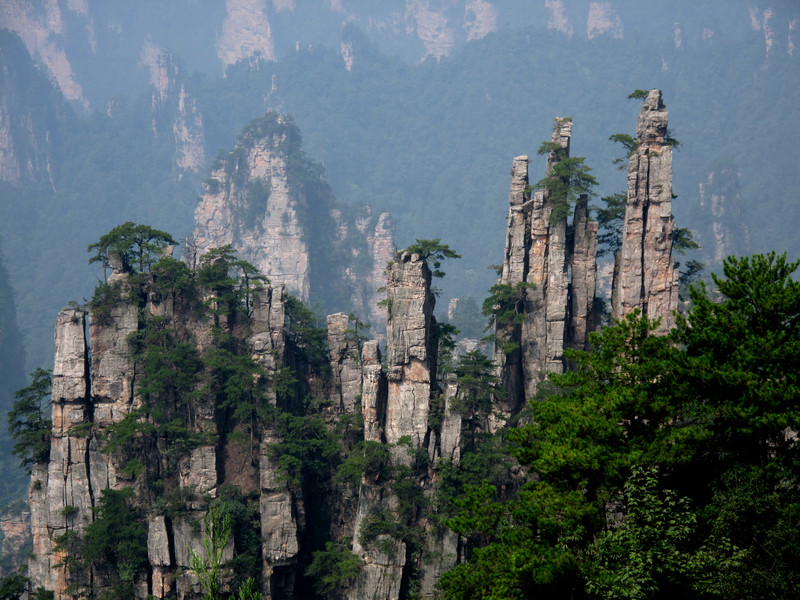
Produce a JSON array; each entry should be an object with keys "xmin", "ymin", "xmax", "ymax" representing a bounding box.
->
[{"xmin": 0, "ymin": 2, "xmax": 798, "ymax": 376}]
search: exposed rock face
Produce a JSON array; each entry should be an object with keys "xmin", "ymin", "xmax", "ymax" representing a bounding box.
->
[
  {"xmin": 28, "ymin": 274, "xmax": 295, "ymax": 600},
  {"xmin": 193, "ymin": 114, "xmax": 394, "ymax": 333},
  {"xmin": 568, "ymin": 194, "xmax": 600, "ymax": 351},
  {"xmin": 328, "ymin": 312, "xmax": 363, "ymax": 415},
  {"xmin": 193, "ymin": 115, "xmax": 312, "ymax": 298},
  {"xmin": 0, "ymin": 32, "xmax": 59, "ymax": 184},
  {"xmin": 695, "ymin": 165, "xmax": 750, "ymax": 265},
  {"xmin": 0, "ymin": 506, "xmax": 30, "ymax": 567},
  {"xmin": 141, "ymin": 42, "xmax": 206, "ymax": 173},
  {"xmin": 611, "ymin": 89, "xmax": 679, "ymax": 334},
  {"xmin": 493, "ymin": 119, "xmax": 599, "ymax": 415},
  {"xmin": 0, "ymin": 0, "xmax": 88, "ymax": 108},
  {"xmin": 520, "ymin": 119, "xmax": 573, "ymax": 395},
  {"xmin": 361, "ymin": 340, "xmax": 387, "ymax": 444},
  {"xmin": 347, "ymin": 248, "xmax": 457, "ymax": 600},
  {"xmin": 29, "ymin": 308, "xmax": 91, "ymax": 596},
  {"xmin": 384, "ymin": 252, "xmax": 437, "ymax": 450},
  {"xmin": 216, "ymin": 0, "xmax": 276, "ymax": 69}
]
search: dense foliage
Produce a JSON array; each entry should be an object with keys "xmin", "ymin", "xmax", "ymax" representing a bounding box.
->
[{"xmin": 439, "ymin": 252, "xmax": 800, "ymax": 599}]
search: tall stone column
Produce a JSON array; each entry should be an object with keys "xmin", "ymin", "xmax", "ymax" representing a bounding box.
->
[
  {"xmin": 612, "ymin": 89, "xmax": 679, "ymax": 334},
  {"xmin": 29, "ymin": 308, "xmax": 91, "ymax": 598},
  {"xmin": 383, "ymin": 251, "xmax": 437, "ymax": 450}
]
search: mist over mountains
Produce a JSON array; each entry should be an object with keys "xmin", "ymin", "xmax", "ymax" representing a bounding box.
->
[{"xmin": 1, "ymin": 0, "xmax": 798, "ymax": 376}]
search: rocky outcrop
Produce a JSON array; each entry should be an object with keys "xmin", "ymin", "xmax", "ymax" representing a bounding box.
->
[
  {"xmin": 28, "ymin": 270, "xmax": 296, "ymax": 600},
  {"xmin": 0, "ymin": 31, "xmax": 59, "ymax": 184},
  {"xmin": 384, "ymin": 252, "xmax": 438, "ymax": 450},
  {"xmin": 520, "ymin": 118, "xmax": 573, "ymax": 395},
  {"xmin": 493, "ymin": 118, "xmax": 599, "ymax": 415},
  {"xmin": 327, "ymin": 313, "xmax": 363, "ymax": 415},
  {"xmin": 193, "ymin": 114, "xmax": 394, "ymax": 333},
  {"xmin": 29, "ymin": 308, "xmax": 91, "ymax": 596},
  {"xmin": 347, "ymin": 248, "xmax": 458, "ymax": 600},
  {"xmin": 695, "ymin": 165, "xmax": 750, "ymax": 265},
  {"xmin": 193, "ymin": 115, "xmax": 312, "ymax": 298},
  {"xmin": 216, "ymin": 0, "xmax": 276, "ymax": 69},
  {"xmin": 568, "ymin": 194, "xmax": 600, "ymax": 351},
  {"xmin": 361, "ymin": 341, "xmax": 387, "ymax": 444},
  {"xmin": 611, "ymin": 89, "xmax": 678, "ymax": 334}
]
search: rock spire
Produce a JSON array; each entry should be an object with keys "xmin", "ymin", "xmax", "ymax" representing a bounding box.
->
[
  {"xmin": 611, "ymin": 89, "xmax": 679, "ymax": 333},
  {"xmin": 494, "ymin": 118, "xmax": 599, "ymax": 415}
]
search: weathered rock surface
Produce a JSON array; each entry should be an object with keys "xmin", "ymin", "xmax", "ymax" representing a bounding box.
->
[
  {"xmin": 192, "ymin": 114, "xmax": 394, "ymax": 335},
  {"xmin": 361, "ymin": 340, "xmax": 387, "ymax": 443},
  {"xmin": 384, "ymin": 252, "xmax": 437, "ymax": 450},
  {"xmin": 493, "ymin": 119, "xmax": 599, "ymax": 416},
  {"xmin": 695, "ymin": 165, "xmax": 750, "ymax": 265},
  {"xmin": 612, "ymin": 89, "xmax": 679, "ymax": 334},
  {"xmin": 193, "ymin": 115, "xmax": 312, "ymax": 299},
  {"xmin": 328, "ymin": 312, "xmax": 363, "ymax": 415},
  {"xmin": 28, "ymin": 276, "xmax": 297, "ymax": 600},
  {"xmin": 568, "ymin": 194, "xmax": 599, "ymax": 350},
  {"xmin": 29, "ymin": 308, "xmax": 92, "ymax": 597}
]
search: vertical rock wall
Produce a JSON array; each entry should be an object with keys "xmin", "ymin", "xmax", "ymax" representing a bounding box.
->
[
  {"xmin": 612, "ymin": 89, "xmax": 678, "ymax": 333},
  {"xmin": 568, "ymin": 194, "xmax": 599, "ymax": 351},
  {"xmin": 384, "ymin": 251, "xmax": 437, "ymax": 450},
  {"xmin": 29, "ymin": 308, "xmax": 90, "ymax": 597},
  {"xmin": 193, "ymin": 116, "xmax": 312, "ymax": 299},
  {"xmin": 494, "ymin": 118, "xmax": 598, "ymax": 415},
  {"xmin": 28, "ymin": 276, "xmax": 299, "ymax": 600}
]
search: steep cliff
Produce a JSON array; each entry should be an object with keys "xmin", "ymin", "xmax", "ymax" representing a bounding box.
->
[
  {"xmin": 0, "ymin": 30, "xmax": 61, "ymax": 185},
  {"xmin": 694, "ymin": 164, "xmax": 750, "ymax": 265},
  {"xmin": 26, "ymin": 247, "xmax": 304, "ymax": 600},
  {"xmin": 23, "ymin": 91, "xmax": 689, "ymax": 600},
  {"xmin": 193, "ymin": 113, "xmax": 394, "ymax": 332},
  {"xmin": 493, "ymin": 118, "xmax": 599, "ymax": 414},
  {"xmin": 611, "ymin": 89, "xmax": 679, "ymax": 334}
]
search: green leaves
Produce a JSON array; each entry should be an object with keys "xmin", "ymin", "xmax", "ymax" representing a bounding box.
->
[
  {"xmin": 535, "ymin": 139, "xmax": 598, "ymax": 222},
  {"xmin": 88, "ymin": 221, "xmax": 175, "ymax": 277},
  {"xmin": 583, "ymin": 467, "xmax": 740, "ymax": 600},
  {"xmin": 8, "ymin": 368, "xmax": 52, "ymax": 472},
  {"xmin": 405, "ymin": 238, "xmax": 461, "ymax": 278},
  {"xmin": 306, "ymin": 542, "xmax": 363, "ymax": 598}
]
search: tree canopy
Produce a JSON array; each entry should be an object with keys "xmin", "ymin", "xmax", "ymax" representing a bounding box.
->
[
  {"xmin": 440, "ymin": 252, "xmax": 800, "ymax": 599},
  {"xmin": 88, "ymin": 222, "xmax": 176, "ymax": 278}
]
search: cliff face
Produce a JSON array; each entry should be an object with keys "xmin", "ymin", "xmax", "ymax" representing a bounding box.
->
[
  {"xmin": 27, "ymin": 257, "xmax": 297, "ymax": 599},
  {"xmin": 494, "ymin": 118, "xmax": 599, "ymax": 414},
  {"xmin": 695, "ymin": 165, "xmax": 750, "ymax": 265},
  {"xmin": 0, "ymin": 31, "xmax": 60, "ymax": 185},
  {"xmin": 193, "ymin": 113, "xmax": 394, "ymax": 332},
  {"xmin": 25, "ymin": 90, "xmax": 684, "ymax": 600},
  {"xmin": 611, "ymin": 89, "xmax": 678, "ymax": 334}
]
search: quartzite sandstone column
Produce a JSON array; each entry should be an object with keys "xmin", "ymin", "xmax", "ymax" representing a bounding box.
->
[{"xmin": 612, "ymin": 89, "xmax": 679, "ymax": 333}]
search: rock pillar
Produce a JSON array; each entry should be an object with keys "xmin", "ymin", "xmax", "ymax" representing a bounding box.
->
[
  {"xmin": 612, "ymin": 89, "xmax": 679, "ymax": 333},
  {"xmin": 383, "ymin": 251, "xmax": 437, "ymax": 450},
  {"xmin": 29, "ymin": 308, "xmax": 91, "ymax": 598}
]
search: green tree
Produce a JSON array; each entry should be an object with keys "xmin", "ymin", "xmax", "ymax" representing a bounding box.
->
[
  {"xmin": 583, "ymin": 467, "xmax": 740, "ymax": 600},
  {"xmin": 55, "ymin": 488, "xmax": 148, "ymax": 600},
  {"xmin": 595, "ymin": 192, "xmax": 626, "ymax": 257},
  {"xmin": 191, "ymin": 504, "xmax": 233, "ymax": 600},
  {"xmin": 8, "ymin": 368, "xmax": 52, "ymax": 472},
  {"xmin": 305, "ymin": 542, "xmax": 363, "ymax": 598},
  {"xmin": 628, "ymin": 89, "xmax": 650, "ymax": 100},
  {"xmin": 535, "ymin": 131, "xmax": 598, "ymax": 222},
  {"xmin": 88, "ymin": 222, "xmax": 176, "ymax": 279},
  {"xmin": 0, "ymin": 568, "xmax": 27, "ymax": 600},
  {"xmin": 405, "ymin": 238, "xmax": 461, "ymax": 278},
  {"xmin": 453, "ymin": 350, "xmax": 503, "ymax": 450},
  {"xmin": 284, "ymin": 295, "xmax": 329, "ymax": 374}
]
